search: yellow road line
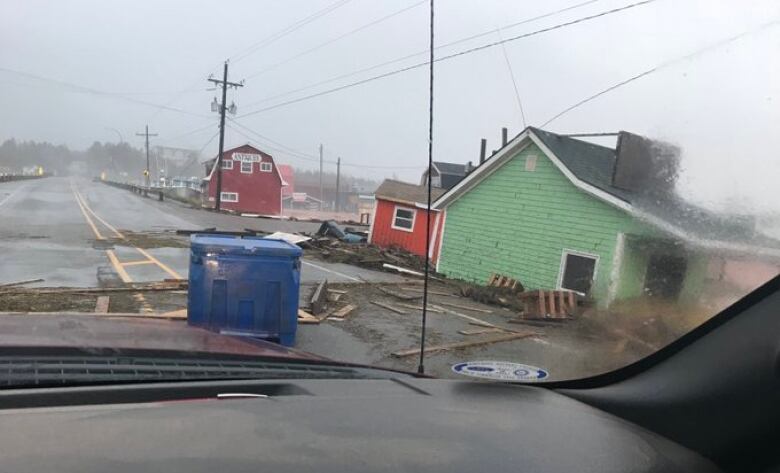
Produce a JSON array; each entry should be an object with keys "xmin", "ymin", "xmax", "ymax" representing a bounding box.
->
[
  {"xmin": 106, "ymin": 250, "xmax": 133, "ymax": 283},
  {"xmin": 75, "ymin": 190, "xmax": 124, "ymax": 239},
  {"xmin": 134, "ymin": 247, "xmax": 184, "ymax": 280},
  {"xmin": 71, "ymin": 187, "xmax": 105, "ymax": 240},
  {"xmin": 120, "ymin": 260, "xmax": 156, "ymax": 267}
]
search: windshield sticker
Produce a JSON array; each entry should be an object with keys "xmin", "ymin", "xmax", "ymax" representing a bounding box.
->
[{"xmin": 452, "ymin": 361, "xmax": 549, "ymax": 382}]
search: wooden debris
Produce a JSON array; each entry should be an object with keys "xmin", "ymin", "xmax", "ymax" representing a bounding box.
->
[
  {"xmin": 160, "ymin": 308, "xmax": 187, "ymax": 318},
  {"xmin": 399, "ymin": 287, "xmax": 454, "ymax": 296},
  {"xmin": 328, "ymin": 292, "xmax": 343, "ymax": 302},
  {"xmin": 1, "ymin": 283, "xmax": 187, "ymax": 295},
  {"xmin": 487, "ymin": 273, "xmax": 523, "ymax": 291},
  {"xmin": 94, "ymin": 296, "xmax": 110, "ymax": 314},
  {"xmin": 0, "ymin": 311, "xmax": 186, "ymax": 320},
  {"xmin": 396, "ymin": 303, "xmax": 444, "ymax": 313},
  {"xmin": 370, "ymin": 300, "xmax": 408, "ymax": 315},
  {"xmin": 458, "ymin": 328, "xmax": 502, "ymax": 336},
  {"xmin": 382, "ymin": 264, "xmax": 423, "ymax": 277},
  {"xmin": 297, "ymin": 309, "xmax": 320, "ymax": 324},
  {"xmin": 328, "ymin": 289, "xmax": 348, "ymax": 295},
  {"xmin": 331, "ymin": 304, "xmax": 357, "ymax": 319},
  {"xmin": 0, "ymin": 278, "xmax": 44, "ymax": 289},
  {"xmin": 376, "ymin": 286, "xmax": 421, "ymax": 301},
  {"xmin": 437, "ymin": 301, "xmax": 493, "ymax": 313},
  {"xmin": 391, "ymin": 331, "xmax": 537, "ymax": 358},
  {"xmin": 310, "ymin": 279, "xmax": 329, "ymax": 315}
]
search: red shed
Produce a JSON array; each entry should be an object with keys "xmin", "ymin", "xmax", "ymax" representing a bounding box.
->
[
  {"xmin": 368, "ymin": 179, "xmax": 446, "ymax": 262},
  {"xmin": 203, "ymin": 144, "xmax": 286, "ymax": 216}
]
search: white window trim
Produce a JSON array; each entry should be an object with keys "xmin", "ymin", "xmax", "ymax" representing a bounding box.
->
[
  {"xmin": 260, "ymin": 162, "xmax": 273, "ymax": 173},
  {"xmin": 220, "ymin": 192, "xmax": 238, "ymax": 203},
  {"xmin": 221, "ymin": 159, "xmax": 233, "ymax": 170},
  {"xmin": 391, "ymin": 205, "xmax": 416, "ymax": 232},
  {"xmin": 240, "ymin": 161, "xmax": 253, "ymax": 174},
  {"xmin": 556, "ymin": 249, "xmax": 600, "ymax": 295}
]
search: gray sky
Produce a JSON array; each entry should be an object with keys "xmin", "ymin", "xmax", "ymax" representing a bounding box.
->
[{"xmin": 1, "ymin": 0, "xmax": 779, "ymax": 213}]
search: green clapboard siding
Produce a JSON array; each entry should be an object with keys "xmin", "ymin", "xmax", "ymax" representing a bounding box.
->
[{"xmin": 438, "ymin": 143, "xmax": 647, "ymax": 303}]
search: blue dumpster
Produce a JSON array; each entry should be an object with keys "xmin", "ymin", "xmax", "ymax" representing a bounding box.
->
[{"xmin": 187, "ymin": 234, "xmax": 302, "ymax": 346}]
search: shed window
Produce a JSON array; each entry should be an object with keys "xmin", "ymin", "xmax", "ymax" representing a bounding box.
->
[
  {"xmin": 220, "ymin": 192, "xmax": 238, "ymax": 202},
  {"xmin": 260, "ymin": 162, "xmax": 273, "ymax": 172},
  {"xmin": 391, "ymin": 206, "xmax": 416, "ymax": 232},
  {"xmin": 525, "ymin": 155, "xmax": 537, "ymax": 171},
  {"xmin": 240, "ymin": 161, "xmax": 253, "ymax": 173},
  {"xmin": 559, "ymin": 250, "xmax": 598, "ymax": 294},
  {"xmin": 221, "ymin": 159, "xmax": 233, "ymax": 170}
]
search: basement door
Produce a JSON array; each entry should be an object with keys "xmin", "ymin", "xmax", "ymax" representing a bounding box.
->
[{"xmin": 559, "ymin": 251, "xmax": 598, "ymax": 295}]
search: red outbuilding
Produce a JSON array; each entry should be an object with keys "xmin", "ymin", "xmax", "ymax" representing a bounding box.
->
[
  {"xmin": 368, "ymin": 179, "xmax": 446, "ymax": 262},
  {"xmin": 203, "ymin": 144, "xmax": 286, "ymax": 216}
]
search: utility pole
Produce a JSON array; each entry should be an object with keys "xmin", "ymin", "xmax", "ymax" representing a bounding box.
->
[
  {"xmin": 135, "ymin": 125, "xmax": 157, "ymax": 187},
  {"xmin": 335, "ymin": 157, "xmax": 341, "ymax": 213},
  {"xmin": 208, "ymin": 61, "xmax": 243, "ymax": 211},
  {"xmin": 318, "ymin": 143, "xmax": 323, "ymax": 210}
]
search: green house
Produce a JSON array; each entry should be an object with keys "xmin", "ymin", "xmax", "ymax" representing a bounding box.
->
[{"xmin": 432, "ymin": 127, "xmax": 776, "ymax": 308}]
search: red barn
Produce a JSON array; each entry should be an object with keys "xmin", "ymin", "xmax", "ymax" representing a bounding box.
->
[
  {"xmin": 203, "ymin": 144, "xmax": 286, "ymax": 216},
  {"xmin": 368, "ymin": 179, "xmax": 446, "ymax": 261}
]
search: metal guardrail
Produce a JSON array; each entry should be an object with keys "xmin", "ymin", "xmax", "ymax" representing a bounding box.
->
[
  {"xmin": 99, "ymin": 179, "xmax": 202, "ymax": 206},
  {"xmin": 0, "ymin": 174, "xmax": 49, "ymax": 183}
]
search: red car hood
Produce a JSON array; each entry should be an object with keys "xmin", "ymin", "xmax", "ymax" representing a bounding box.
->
[{"xmin": 0, "ymin": 314, "xmax": 322, "ymax": 361}]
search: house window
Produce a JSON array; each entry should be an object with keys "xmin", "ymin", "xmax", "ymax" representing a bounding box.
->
[
  {"xmin": 391, "ymin": 206, "xmax": 416, "ymax": 232},
  {"xmin": 524, "ymin": 155, "xmax": 537, "ymax": 171},
  {"xmin": 240, "ymin": 161, "xmax": 253, "ymax": 173},
  {"xmin": 220, "ymin": 192, "xmax": 238, "ymax": 202},
  {"xmin": 221, "ymin": 159, "xmax": 233, "ymax": 170},
  {"xmin": 558, "ymin": 250, "xmax": 598, "ymax": 294},
  {"xmin": 260, "ymin": 162, "xmax": 273, "ymax": 172}
]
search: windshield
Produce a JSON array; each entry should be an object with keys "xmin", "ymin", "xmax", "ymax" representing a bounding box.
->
[{"xmin": 1, "ymin": 0, "xmax": 778, "ymax": 383}]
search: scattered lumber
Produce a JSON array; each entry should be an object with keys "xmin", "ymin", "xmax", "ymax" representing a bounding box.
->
[
  {"xmin": 487, "ymin": 273, "xmax": 524, "ymax": 291},
  {"xmin": 0, "ymin": 311, "xmax": 186, "ymax": 320},
  {"xmin": 310, "ymin": 280, "xmax": 329, "ymax": 315},
  {"xmin": 0, "ymin": 278, "xmax": 44, "ymax": 288},
  {"xmin": 330, "ymin": 304, "xmax": 357, "ymax": 319},
  {"xmin": 437, "ymin": 301, "xmax": 493, "ymax": 313},
  {"xmin": 391, "ymin": 331, "xmax": 537, "ymax": 358},
  {"xmin": 94, "ymin": 296, "xmax": 110, "ymax": 314},
  {"xmin": 396, "ymin": 303, "xmax": 444, "ymax": 313},
  {"xmin": 297, "ymin": 309, "xmax": 320, "ymax": 324},
  {"xmin": 1, "ymin": 283, "xmax": 187, "ymax": 295},
  {"xmin": 370, "ymin": 300, "xmax": 408, "ymax": 315},
  {"xmin": 382, "ymin": 264, "xmax": 423, "ymax": 277},
  {"xmin": 401, "ymin": 287, "xmax": 455, "ymax": 297},
  {"xmin": 376, "ymin": 286, "xmax": 421, "ymax": 301},
  {"xmin": 328, "ymin": 289, "xmax": 348, "ymax": 295},
  {"xmin": 458, "ymin": 328, "xmax": 502, "ymax": 336}
]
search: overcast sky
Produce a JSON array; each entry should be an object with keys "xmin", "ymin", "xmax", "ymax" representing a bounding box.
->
[{"xmin": 1, "ymin": 0, "xmax": 779, "ymax": 213}]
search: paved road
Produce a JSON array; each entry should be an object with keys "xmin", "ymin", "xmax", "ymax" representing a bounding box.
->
[{"xmin": 0, "ymin": 177, "xmax": 400, "ymax": 288}]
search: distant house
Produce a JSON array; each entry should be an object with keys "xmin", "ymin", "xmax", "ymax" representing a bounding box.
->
[
  {"xmin": 277, "ymin": 164, "xmax": 295, "ymax": 198},
  {"xmin": 203, "ymin": 144, "xmax": 286, "ymax": 216},
  {"xmin": 432, "ymin": 127, "xmax": 780, "ymax": 308},
  {"xmin": 369, "ymin": 179, "xmax": 446, "ymax": 259},
  {"xmin": 420, "ymin": 161, "xmax": 473, "ymax": 190}
]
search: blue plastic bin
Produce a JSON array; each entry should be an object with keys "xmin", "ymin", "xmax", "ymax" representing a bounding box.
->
[{"xmin": 187, "ymin": 234, "xmax": 303, "ymax": 346}]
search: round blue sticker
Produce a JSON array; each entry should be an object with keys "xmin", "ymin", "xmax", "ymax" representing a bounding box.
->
[{"xmin": 452, "ymin": 361, "xmax": 549, "ymax": 382}]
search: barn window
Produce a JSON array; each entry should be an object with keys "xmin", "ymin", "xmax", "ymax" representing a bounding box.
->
[
  {"xmin": 221, "ymin": 159, "xmax": 233, "ymax": 170},
  {"xmin": 220, "ymin": 192, "xmax": 238, "ymax": 202},
  {"xmin": 391, "ymin": 206, "xmax": 416, "ymax": 232},
  {"xmin": 558, "ymin": 250, "xmax": 598, "ymax": 295},
  {"xmin": 524, "ymin": 155, "xmax": 537, "ymax": 171},
  {"xmin": 260, "ymin": 162, "xmax": 273, "ymax": 172},
  {"xmin": 240, "ymin": 161, "xmax": 253, "ymax": 173}
]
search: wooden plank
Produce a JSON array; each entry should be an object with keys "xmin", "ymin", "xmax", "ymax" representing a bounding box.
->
[
  {"xmin": 400, "ymin": 287, "xmax": 456, "ymax": 297},
  {"xmin": 538, "ymin": 289, "xmax": 544, "ymax": 316},
  {"xmin": 310, "ymin": 280, "xmax": 329, "ymax": 315},
  {"xmin": 328, "ymin": 292, "xmax": 343, "ymax": 302},
  {"xmin": 328, "ymin": 289, "xmax": 348, "ymax": 295},
  {"xmin": 297, "ymin": 309, "xmax": 320, "ymax": 324},
  {"xmin": 558, "ymin": 291, "xmax": 565, "ymax": 316},
  {"xmin": 396, "ymin": 303, "xmax": 444, "ymax": 313},
  {"xmin": 370, "ymin": 300, "xmax": 408, "ymax": 315},
  {"xmin": 0, "ymin": 278, "xmax": 44, "ymax": 288},
  {"xmin": 437, "ymin": 301, "xmax": 493, "ymax": 314},
  {"xmin": 548, "ymin": 290, "xmax": 556, "ymax": 317},
  {"xmin": 94, "ymin": 296, "xmax": 110, "ymax": 314},
  {"xmin": 331, "ymin": 304, "xmax": 357, "ymax": 319},
  {"xmin": 391, "ymin": 332, "xmax": 537, "ymax": 358},
  {"xmin": 376, "ymin": 285, "xmax": 421, "ymax": 301},
  {"xmin": 458, "ymin": 328, "xmax": 501, "ymax": 336},
  {"xmin": 382, "ymin": 264, "xmax": 423, "ymax": 277}
]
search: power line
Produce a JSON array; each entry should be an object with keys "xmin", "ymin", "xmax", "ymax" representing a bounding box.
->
[
  {"xmin": 237, "ymin": 0, "xmax": 657, "ymax": 118},
  {"xmin": 541, "ymin": 20, "xmax": 780, "ymax": 126},
  {"xmin": 230, "ymin": 0, "xmax": 353, "ymax": 63},
  {"xmin": 244, "ymin": 0, "xmax": 427, "ymax": 80},
  {"xmin": 497, "ymin": 26, "xmax": 527, "ymax": 128},
  {"xmin": 241, "ymin": 0, "xmax": 605, "ymax": 109},
  {"xmin": 197, "ymin": 131, "xmax": 221, "ymax": 154},
  {"xmin": 0, "ymin": 67, "xmax": 209, "ymax": 119}
]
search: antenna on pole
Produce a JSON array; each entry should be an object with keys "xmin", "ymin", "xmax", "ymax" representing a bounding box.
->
[{"xmin": 418, "ymin": 0, "xmax": 435, "ymax": 375}]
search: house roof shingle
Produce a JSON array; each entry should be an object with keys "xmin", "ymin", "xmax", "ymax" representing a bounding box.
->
[
  {"xmin": 433, "ymin": 161, "xmax": 467, "ymax": 175},
  {"xmin": 375, "ymin": 179, "xmax": 446, "ymax": 206}
]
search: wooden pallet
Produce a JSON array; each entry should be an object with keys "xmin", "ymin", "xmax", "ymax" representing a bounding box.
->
[
  {"xmin": 518, "ymin": 289, "xmax": 577, "ymax": 319},
  {"xmin": 486, "ymin": 273, "xmax": 523, "ymax": 291}
]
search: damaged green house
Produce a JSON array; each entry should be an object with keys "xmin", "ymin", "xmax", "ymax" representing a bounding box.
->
[{"xmin": 432, "ymin": 127, "xmax": 779, "ymax": 308}]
